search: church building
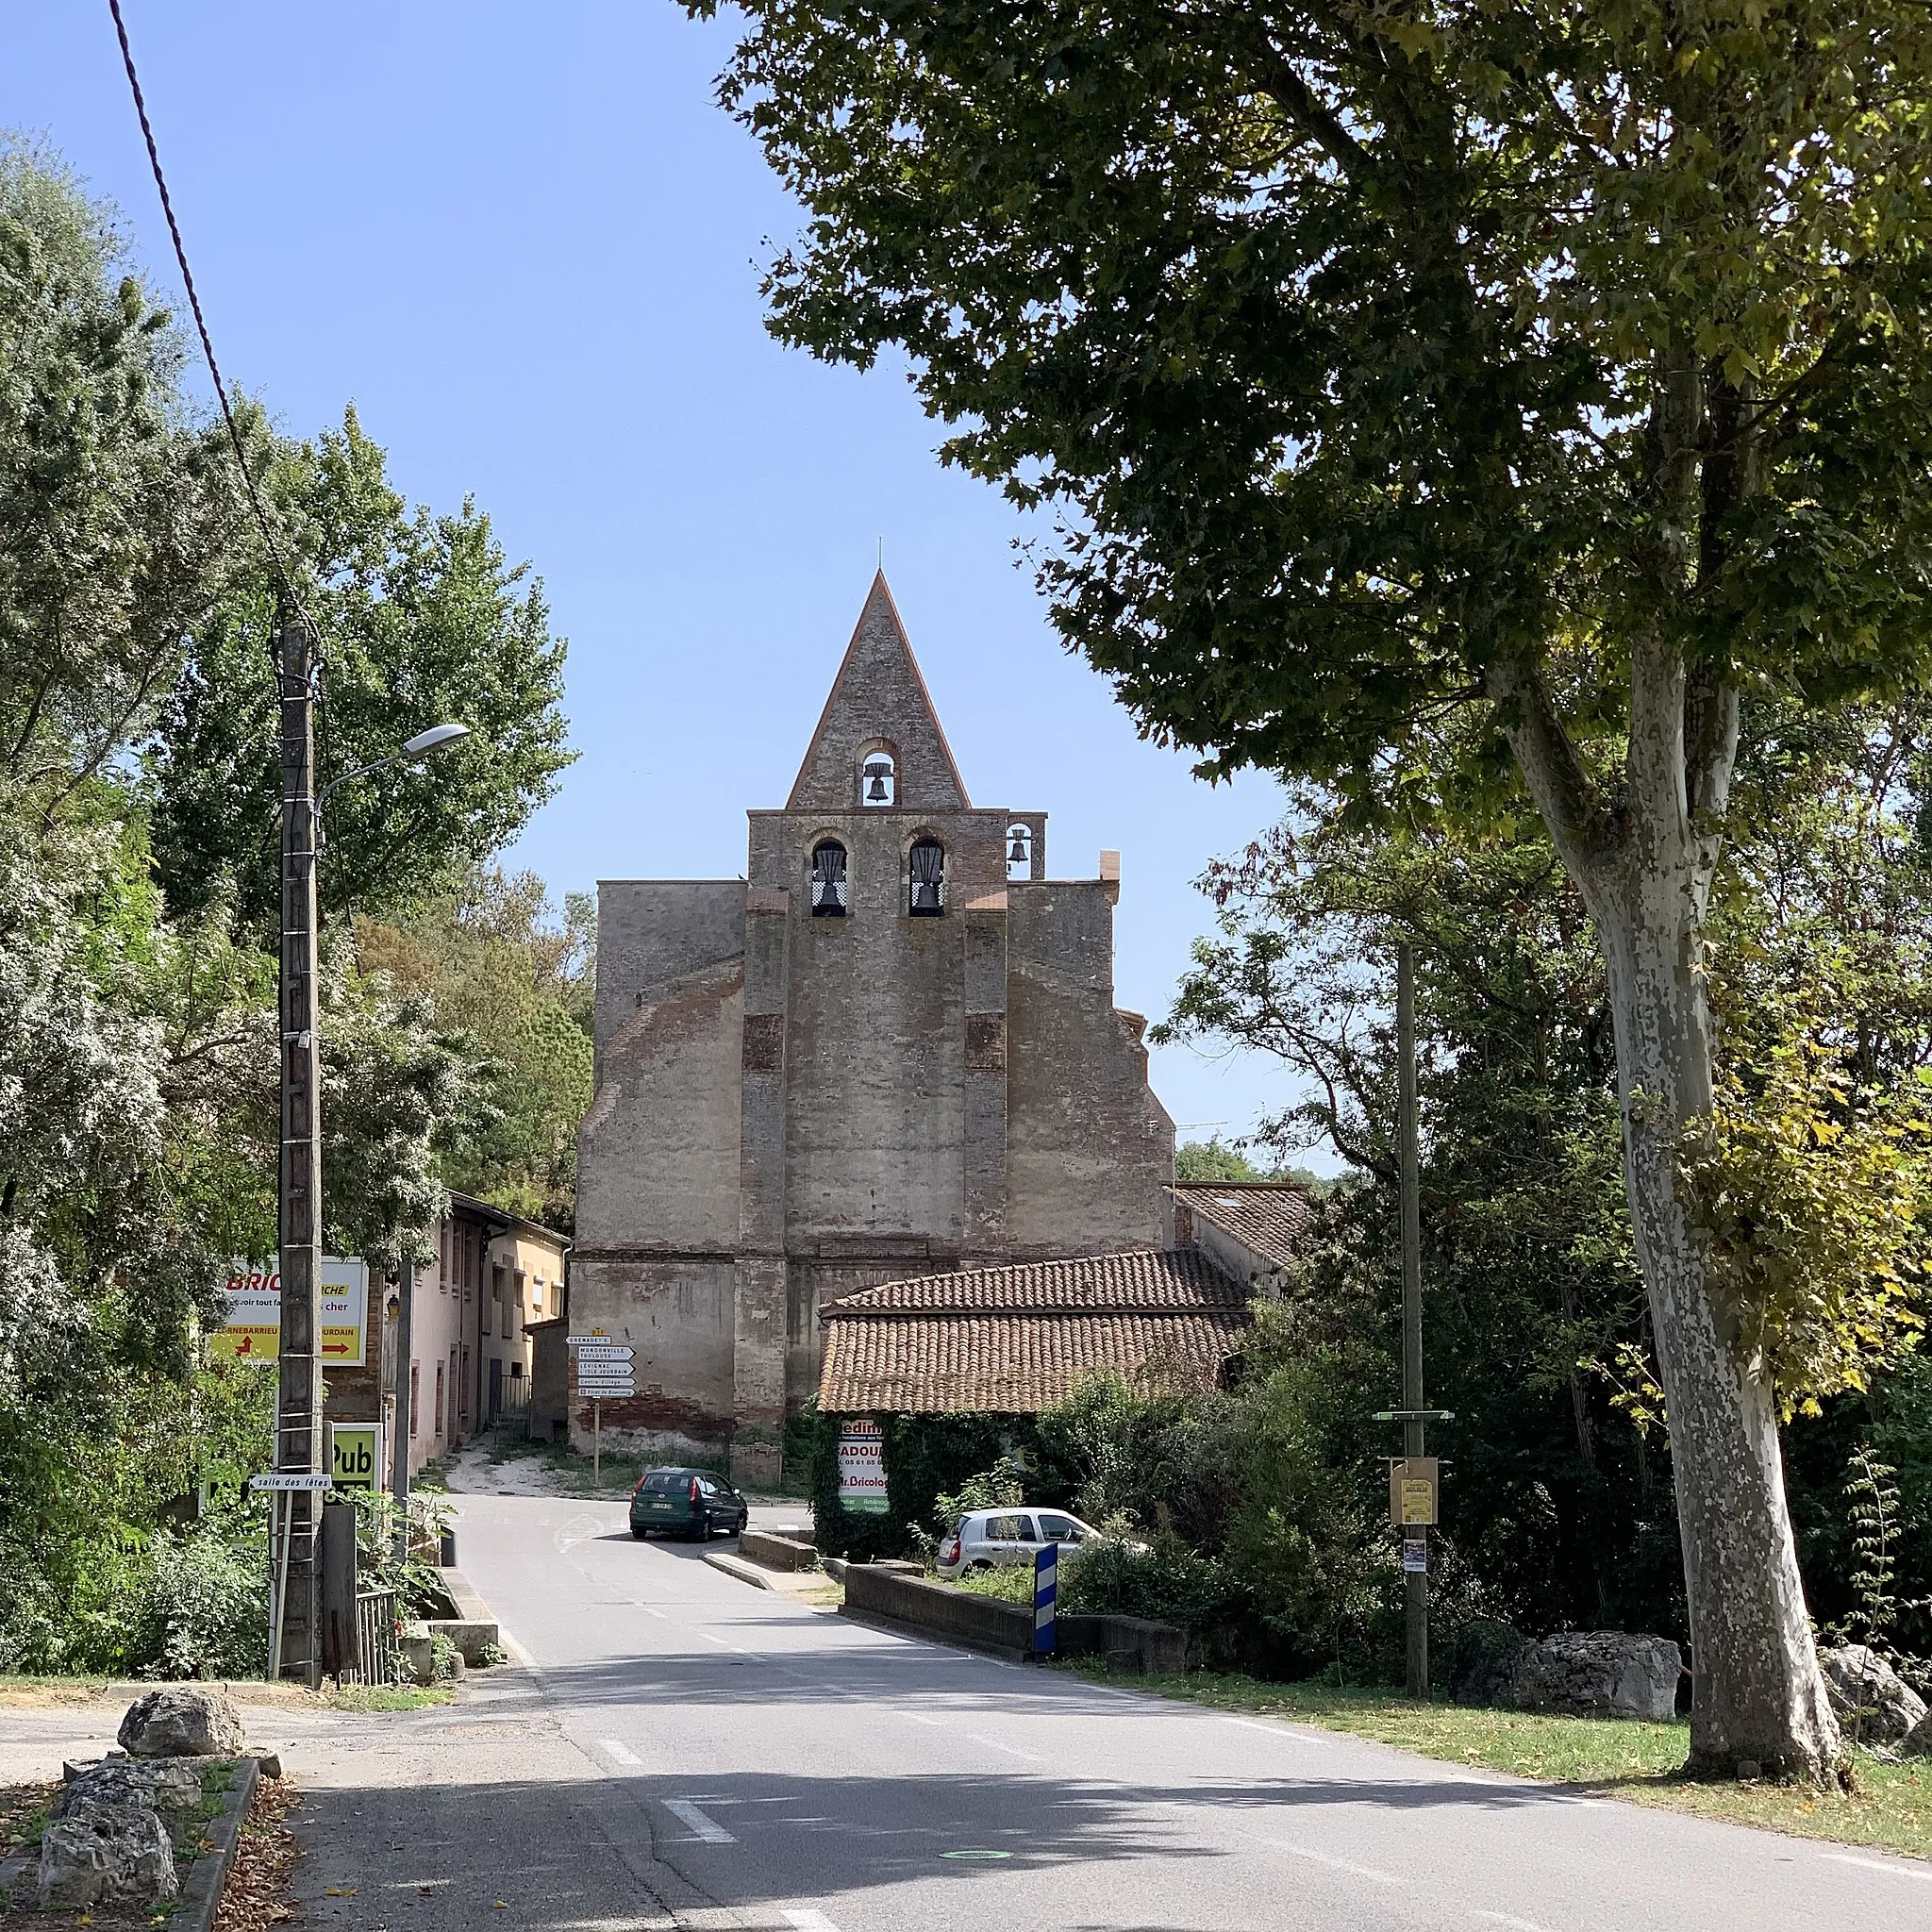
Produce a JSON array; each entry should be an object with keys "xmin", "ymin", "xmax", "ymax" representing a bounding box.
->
[{"xmin": 573, "ymin": 576, "xmax": 1175, "ymax": 1480}]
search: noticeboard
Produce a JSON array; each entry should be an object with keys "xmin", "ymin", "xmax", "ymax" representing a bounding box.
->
[{"xmin": 1389, "ymin": 1456, "xmax": 1439, "ymax": 1526}]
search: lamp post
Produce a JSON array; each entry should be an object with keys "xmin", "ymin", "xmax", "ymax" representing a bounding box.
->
[{"xmin": 271, "ymin": 613, "xmax": 469, "ymax": 1683}]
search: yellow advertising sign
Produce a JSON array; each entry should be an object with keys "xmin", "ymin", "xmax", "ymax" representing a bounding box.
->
[
  {"xmin": 207, "ymin": 1260, "xmax": 368, "ymax": 1367},
  {"xmin": 329, "ymin": 1424, "xmax": 381, "ymax": 1491},
  {"xmin": 1389, "ymin": 1457, "xmax": 1439, "ymax": 1526}
]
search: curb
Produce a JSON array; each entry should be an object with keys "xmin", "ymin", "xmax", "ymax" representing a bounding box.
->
[
  {"xmin": 175, "ymin": 1756, "xmax": 261, "ymax": 1932},
  {"xmin": 703, "ymin": 1551, "xmax": 774, "ymax": 1591}
]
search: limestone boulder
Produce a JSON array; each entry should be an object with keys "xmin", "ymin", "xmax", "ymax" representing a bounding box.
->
[
  {"xmin": 1818, "ymin": 1644, "xmax": 1928, "ymax": 1746},
  {"xmin": 55, "ymin": 1758, "xmax": 203, "ymax": 1822},
  {"xmin": 117, "ymin": 1684, "xmax": 247, "ymax": 1758},
  {"xmin": 1512, "ymin": 1630, "xmax": 1682, "ymax": 1721},
  {"xmin": 37, "ymin": 1804, "xmax": 178, "ymax": 1911},
  {"xmin": 1902, "ymin": 1706, "xmax": 1932, "ymax": 1759}
]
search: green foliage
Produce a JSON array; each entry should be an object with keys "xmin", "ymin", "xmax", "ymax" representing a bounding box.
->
[
  {"xmin": 1174, "ymin": 1140, "xmax": 1268, "ymax": 1184},
  {"xmin": 1678, "ymin": 1028, "xmax": 1932, "ymax": 1419},
  {"xmin": 145, "ymin": 408, "xmax": 574, "ymax": 934},
  {"xmin": 357, "ymin": 867, "xmax": 594, "ymax": 1229},
  {"xmin": 0, "ymin": 142, "xmax": 571, "ymax": 1671},
  {"xmin": 137, "ymin": 1511, "xmax": 270, "ymax": 1681},
  {"xmin": 931, "ymin": 1456, "xmax": 1027, "ymax": 1532},
  {"xmin": 1059, "ymin": 1535, "xmax": 1247, "ymax": 1644},
  {"xmin": 0, "ymin": 141, "xmax": 237, "ymax": 824}
]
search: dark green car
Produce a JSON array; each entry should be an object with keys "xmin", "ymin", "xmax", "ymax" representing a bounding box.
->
[{"xmin": 629, "ymin": 1467, "xmax": 749, "ymax": 1541}]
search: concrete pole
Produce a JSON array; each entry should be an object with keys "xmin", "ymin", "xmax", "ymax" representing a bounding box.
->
[
  {"xmin": 390, "ymin": 1257, "xmax": 414, "ymax": 1563},
  {"xmin": 1398, "ymin": 941, "xmax": 1427, "ymax": 1701},
  {"xmin": 275, "ymin": 607, "xmax": 324, "ymax": 1687}
]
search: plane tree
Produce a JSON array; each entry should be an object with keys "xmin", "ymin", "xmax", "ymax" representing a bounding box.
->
[{"xmin": 692, "ymin": 0, "xmax": 1932, "ymax": 1776}]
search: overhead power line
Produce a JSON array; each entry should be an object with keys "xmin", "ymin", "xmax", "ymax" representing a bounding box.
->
[{"xmin": 106, "ymin": 0, "xmax": 310, "ymax": 652}]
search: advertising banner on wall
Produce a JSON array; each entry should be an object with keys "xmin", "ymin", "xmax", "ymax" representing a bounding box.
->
[
  {"xmin": 207, "ymin": 1259, "xmax": 369, "ymax": 1367},
  {"xmin": 836, "ymin": 1419, "xmax": 888, "ymax": 1514}
]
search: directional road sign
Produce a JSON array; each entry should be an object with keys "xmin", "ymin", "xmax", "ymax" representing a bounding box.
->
[
  {"xmin": 575, "ymin": 1345, "xmax": 634, "ymax": 1363},
  {"xmin": 250, "ymin": 1472, "xmax": 331, "ymax": 1492},
  {"xmin": 578, "ymin": 1379, "xmax": 636, "ymax": 1396}
]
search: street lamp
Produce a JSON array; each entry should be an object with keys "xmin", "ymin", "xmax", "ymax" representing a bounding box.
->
[
  {"xmin": 315, "ymin": 722, "xmax": 472, "ymax": 833},
  {"xmin": 273, "ymin": 639, "xmax": 472, "ymax": 1684}
]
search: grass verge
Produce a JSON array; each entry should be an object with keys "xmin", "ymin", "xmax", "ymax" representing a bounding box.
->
[
  {"xmin": 1073, "ymin": 1666, "xmax": 1931, "ymax": 1862},
  {"xmin": 0, "ymin": 1674, "xmax": 451, "ymax": 1714}
]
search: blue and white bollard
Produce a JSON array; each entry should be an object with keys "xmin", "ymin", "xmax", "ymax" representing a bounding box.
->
[{"xmin": 1034, "ymin": 1542, "xmax": 1058, "ymax": 1655}]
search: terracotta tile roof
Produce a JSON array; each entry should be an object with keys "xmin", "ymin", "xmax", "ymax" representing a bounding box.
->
[
  {"xmin": 1170, "ymin": 1182, "xmax": 1314, "ymax": 1271},
  {"xmin": 817, "ymin": 1248, "xmax": 1247, "ymax": 1414}
]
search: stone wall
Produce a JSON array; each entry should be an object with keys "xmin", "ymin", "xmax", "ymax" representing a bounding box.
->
[{"xmin": 1006, "ymin": 881, "xmax": 1175, "ymax": 1256}]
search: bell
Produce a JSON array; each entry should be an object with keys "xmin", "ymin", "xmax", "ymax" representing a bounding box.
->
[
  {"xmin": 1008, "ymin": 828, "xmax": 1030, "ymax": 865},
  {"xmin": 866, "ymin": 772, "xmax": 888, "ymax": 802}
]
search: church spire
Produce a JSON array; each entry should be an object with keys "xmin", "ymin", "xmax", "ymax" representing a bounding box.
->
[{"xmin": 786, "ymin": 574, "xmax": 971, "ymax": 812}]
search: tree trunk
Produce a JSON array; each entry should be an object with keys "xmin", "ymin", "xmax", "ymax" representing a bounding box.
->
[
  {"xmin": 1498, "ymin": 641, "xmax": 1840, "ymax": 1780},
  {"xmin": 1590, "ymin": 836, "xmax": 1840, "ymax": 1780}
]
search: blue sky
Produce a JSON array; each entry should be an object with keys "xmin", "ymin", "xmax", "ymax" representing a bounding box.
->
[{"xmin": 3, "ymin": 1, "xmax": 1306, "ymax": 1154}]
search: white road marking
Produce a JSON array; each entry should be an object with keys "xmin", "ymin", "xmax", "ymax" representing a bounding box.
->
[
  {"xmin": 598, "ymin": 1740, "xmax": 641, "ymax": 1766},
  {"xmin": 665, "ymin": 1798, "xmax": 736, "ymax": 1843},
  {"xmin": 1473, "ymin": 1912, "xmax": 1559, "ymax": 1932},
  {"xmin": 1223, "ymin": 1714, "xmax": 1334, "ymax": 1744},
  {"xmin": 1273, "ymin": 1842, "xmax": 1401, "ymax": 1885},
  {"xmin": 782, "ymin": 1912, "xmax": 841, "ymax": 1931},
  {"xmin": 966, "ymin": 1731, "xmax": 1046, "ymax": 1762},
  {"xmin": 895, "ymin": 1711, "xmax": 944, "ymax": 1727},
  {"xmin": 1824, "ymin": 1852, "xmax": 1932, "ymax": 1882}
]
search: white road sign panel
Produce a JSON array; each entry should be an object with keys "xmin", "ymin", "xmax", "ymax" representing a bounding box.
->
[
  {"xmin": 575, "ymin": 1345, "xmax": 634, "ymax": 1362},
  {"xmin": 250, "ymin": 1472, "xmax": 331, "ymax": 1492}
]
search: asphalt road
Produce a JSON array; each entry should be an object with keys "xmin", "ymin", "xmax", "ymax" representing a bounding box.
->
[{"xmin": 291, "ymin": 1490, "xmax": 1930, "ymax": 1931}]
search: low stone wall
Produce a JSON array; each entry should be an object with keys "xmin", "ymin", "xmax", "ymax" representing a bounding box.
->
[
  {"xmin": 740, "ymin": 1529, "xmax": 818, "ymax": 1571},
  {"xmin": 840, "ymin": 1566, "xmax": 1186, "ymax": 1673},
  {"xmin": 1058, "ymin": 1612, "xmax": 1187, "ymax": 1675},
  {"xmin": 842, "ymin": 1565, "xmax": 1033, "ymax": 1657}
]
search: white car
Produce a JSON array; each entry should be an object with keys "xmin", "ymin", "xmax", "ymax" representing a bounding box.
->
[{"xmin": 936, "ymin": 1506, "xmax": 1103, "ymax": 1578}]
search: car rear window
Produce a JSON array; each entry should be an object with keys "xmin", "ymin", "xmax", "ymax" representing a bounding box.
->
[{"xmin": 641, "ymin": 1472, "xmax": 687, "ymax": 1492}]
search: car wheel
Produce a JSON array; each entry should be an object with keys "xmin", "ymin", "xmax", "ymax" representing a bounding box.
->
[
  {"xmin": 967, "ymin": 1559, "xmax": 992, "ymax": 1574},
  {"xmin": 631, "ymin": 1525, "xmax": 648, "ymax": 1541}
]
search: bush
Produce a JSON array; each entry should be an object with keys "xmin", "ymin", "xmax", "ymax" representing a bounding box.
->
[
  {"xmin": 1059, "ymin": 1532, "xmax": 1247, "ymax": 1647},
  {"xmin": 137, "ymin": 1513, "xmax": 269, "ymax": 1680}
]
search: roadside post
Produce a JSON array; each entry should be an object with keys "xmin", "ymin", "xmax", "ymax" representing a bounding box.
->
[
  {"xmin": 568, "ymin": 1335, "xmax": 636, "ymax": 1484},
  {"xmin": 1033, "ymin": 1543, "xmax": 1058, "ymax": 1657},
  {"xmin": 1370, "ymin": 941, "xmax": 1457, "ymax": 1700}
]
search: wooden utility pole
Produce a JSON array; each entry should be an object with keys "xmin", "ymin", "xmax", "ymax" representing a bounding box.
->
[
  {"xmin": 1397, "ymin": 941, "xmax": 1427, "ymax": 1701},
  {"xmin": 275, "ymin": 607, "xmax": 324, "ymax": 1686}
]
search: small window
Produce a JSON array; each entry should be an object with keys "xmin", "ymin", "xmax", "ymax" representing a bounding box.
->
[
  {"xmin": 810, "ymin": 840, "xmax": 849, "ymax": 916},
  {"xmin": 861, "ymin": 751, "xmax": 896, "ymax": 807},
  {"xmin": 1037, "ymin": 1513, "xmax": 1084, "ymax": 1543},
  {"xmin": 1006, "ymin": 823, "xmax": 1033, "ymax": 882},
  {"xmin": 984, "ymin": 1512, "xmax": 1028, "ymax": 1542},
  {"xmin": 908, "ymin": 838, "xmax": 945, "ymax": 916}
]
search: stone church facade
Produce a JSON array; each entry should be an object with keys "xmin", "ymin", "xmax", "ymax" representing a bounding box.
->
[{"xmin": 573, "ymin": 575, "xmax": 1174, "ymax": 1480}]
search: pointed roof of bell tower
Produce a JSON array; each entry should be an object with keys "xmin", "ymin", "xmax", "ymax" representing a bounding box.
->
[{"xmin": 787, "ymin": 574, "xmax": 971, "ymax": 812}]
